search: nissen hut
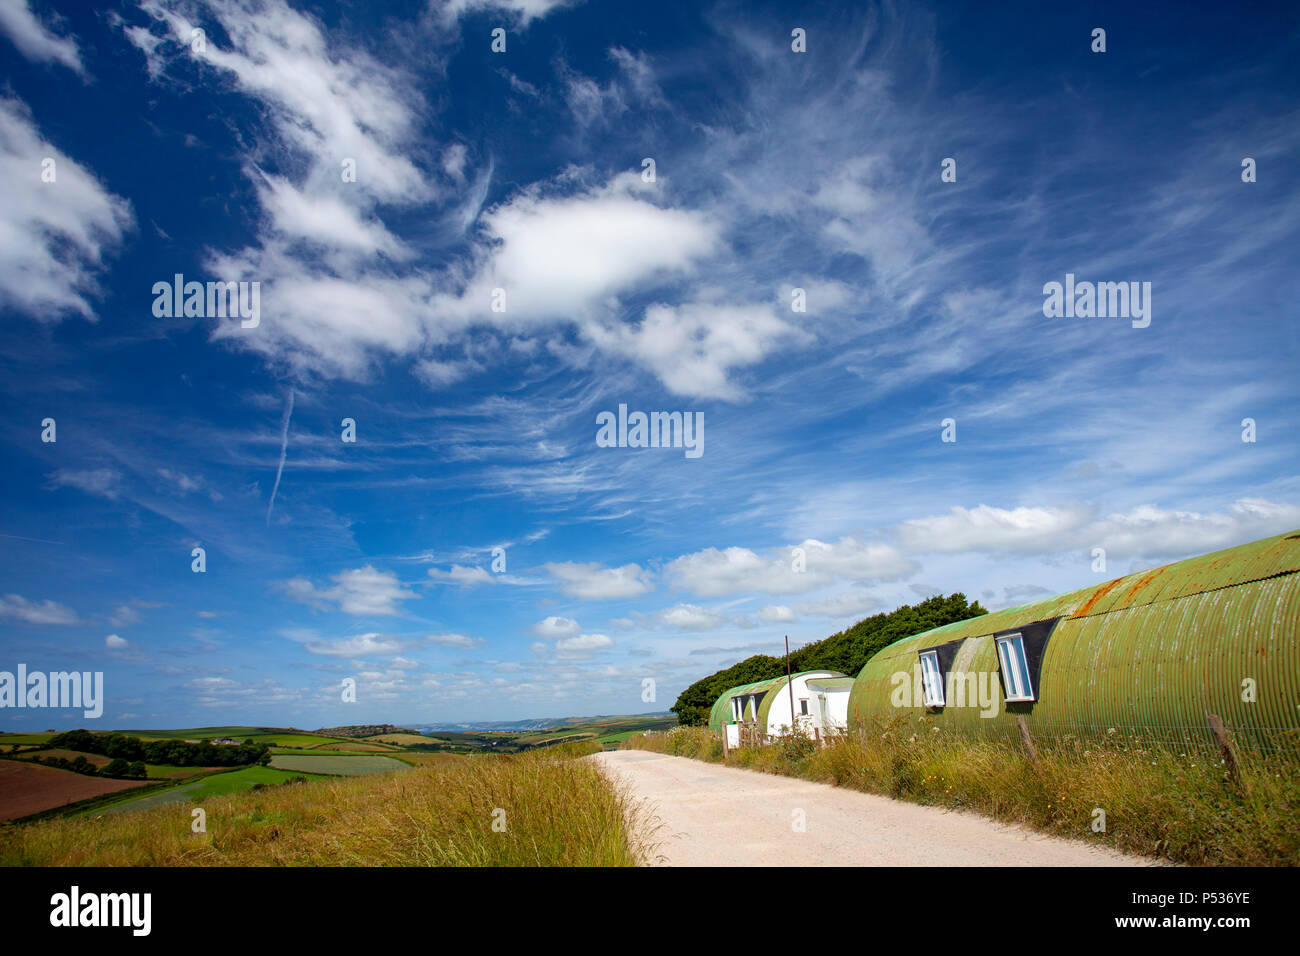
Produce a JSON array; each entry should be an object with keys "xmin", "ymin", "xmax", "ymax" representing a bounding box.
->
[
  {"xmin": 847, "ymin": 530, "xmax": 1300, "ymax": 747},
  {"xmin": 709, "ymin": 670, "xmax": 846, "ymax": 747}
]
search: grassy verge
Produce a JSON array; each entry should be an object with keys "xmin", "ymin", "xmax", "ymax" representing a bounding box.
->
[
  {"xmin": 621, "ymin": 723, "xmax": 1300, "ymax": 866},
  {"xmin": 0, "ymin": 741, "xmax": 655, "ymax": 866}
]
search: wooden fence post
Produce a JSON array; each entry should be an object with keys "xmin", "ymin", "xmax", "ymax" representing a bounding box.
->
[
  {"xmin": 1014, "ymin": 714, "xmax": 1038, "ymax": 765},
  {"xmin": 1207, "ymin": 712, "xmax": 1245, "ymax": 789}
]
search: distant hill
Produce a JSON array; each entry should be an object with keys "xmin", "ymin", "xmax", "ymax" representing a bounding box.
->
[
  {"xmin": 313, "ymin": 724, "xmax": 416, "ymax": 739},
  {"xmin": 412, "ymin": 712, "xmax": 675, "ymax": 733},
  {"xmin": 671, "ymin": 594, "xmax": 988, "ymax": 726}
]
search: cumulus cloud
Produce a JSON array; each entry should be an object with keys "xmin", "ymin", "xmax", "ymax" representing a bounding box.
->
[
  {"xmin": 532, "ymin": 632, "xmax": 613, "ymax": 659},
  {"xmin": 440, "ymin": 175, "xmax": 719, "ymax": 325},
  {"xmin": 427, "ymin": 564, "xmax": 494, "ymax": 588},
  {"xmin": 892, "ymin": 498, "xmax": 1300, "ymax": 561},
  {"xmin": 304, "ymin": 632, "xmax": 408, "ymax": 657},
  {"xmin": 664, "ymin": 537, "xmax": 914, "ymax": 597},
  {"xmin": 1086, "ymin": 499, "xmax": 1300, "ymax": 559},
  {"xmin": 586, "ymin": 300, "xmax": 798, "ymax": 401},
  {"xmin": 795, "ymin": 590, "xmax": 878, "ymax": 619},
  {"xmin": 104, "ymin": 634, "xmax": 128, "ymax": 649},
  {"xmin": 542, "ymin": 561, "xmax": 653, "ymax": 600},
  {"xmin": 758, "ymin": 605, "xmax": 796, "ymax": 623},
  {"xmin": 282, "ymin": 566, "xmax": 416, "ymax": 616},
  {"xmin": 652, "ymin": 603, "xmax": 726, "ymax": 631},
  {"xmin": 893, "ymin": 504, "xmax": 1092, "ymax": 555},
  {"xmin": 533, "ymin": 616, "xmax": 581, "ymax": 638}
]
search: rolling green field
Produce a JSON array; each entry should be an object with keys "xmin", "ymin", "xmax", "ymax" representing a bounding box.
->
[
  {"xmin": 268, "ymin": 754, "xmax": 411, "ymax": 776},
  {"xmin": 2, "ymin": 742, "xmax": 653, "ymax": 866},
  {"xmin": 86, "ymin": 766, "xmax": 331, "ymax": 815},
  {"xmin": 1, "ymin": 714, "xmax": 675, "ymax": 821}
]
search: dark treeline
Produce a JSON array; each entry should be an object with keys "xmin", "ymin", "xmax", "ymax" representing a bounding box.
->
[
  {"xmin": 671, "ymin": 594, "xmax": 988, "ymax": 726},
  {"xmin": 48, "ymin": 729, "xmax": 271, "ymax": 768}
]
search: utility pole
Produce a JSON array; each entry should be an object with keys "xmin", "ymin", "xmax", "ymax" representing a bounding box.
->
[{"xmin": 785, "ymin": 634, "xmax": 796, "ymax": 735}]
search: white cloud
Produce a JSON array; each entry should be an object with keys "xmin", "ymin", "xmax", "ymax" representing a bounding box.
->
[
  {"xmin": 892, "ymin": 498, "xmax": 1300, "ymax": 561},
  {"xmin": 439, "ymin": 0, "xmax": 583, "ymax": 27},
  {"xmin": 130, "ymin": 0, "xmax": 427, "ymax": 205},
  {"xmin": 664, "ymin": 537, "xmax": 914, "ymax": 597},
  {"xmin": 893, "ymin": 504, "xmax": 1092, "ymax": 555},
  {"xmin": 427, "ymin": 564, "xmax": 494, "ymax": 587},
  {"xmin": 283, "ymin": 565, "xmax": 416, "ymax": 616},
  {"xmin": 1087, "ymin": 499, "xmax": 1300, "ymax": 559},
  {"xmin": 608, "ymin": 47, "xmax": 664, "ymax": 107},
  {"xmin": 426, "ymin": 632, "xmax": 486, "ymax": 649},
  {"xmin": 441, "ymin": 177, "xmax": 719, "ymax": 325},
  {"xmin": 0, "ymin": 0, "xmax": 83, "ymax": 73},
  {"xmin": 542, "ymin": 561, "xmax": 653, "ymax": 600},
  {"xmin": 104, "ymin": 634, "xmax": 128, "ymax": 649},
  {"xmin": 0, "ymin": 97, "xmax": 133, "ymax": 321},
  {"xmin": 441, "ymin": 143, "xmax": 468, "ymax": 182},
  {"xmin": 304, "ymin": 632, "xmax": 407, "ymax": 657},
  {"xmin": 45, "ymin": 467, "xmax": 123, "ymax": 499},
  {"xmin": 586, "ymin": 300, "xmax": 798, "ymax": 401},
  {"xmin": 533, "ymin": 616, "xmax": 581, "ymax": 638},
  {"xmin": 0, "ymin": 594, "xmax": 80, "ymax": 625},
  {"xmin": 653, "ymin": 603, "xmax": 726, "ymax": 630},
  {"xmin": 108, "ymin": 605, "xmax": 141, "ymax": 628},
  {"xmin": 550, "ymin": 632, "xmax": 614, "ymax": 658},
  {"xmin": 795, "ymin": 590, "xmax": 878, "ymax": 619},
  {"xmin": 758, "ymin": 605, "xmax": 796, "ymax": 623},
  {"xmin": 255, "ymin": 174, "xmax": 408, "ymax": 258}
]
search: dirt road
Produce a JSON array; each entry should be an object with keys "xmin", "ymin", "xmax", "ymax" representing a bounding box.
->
[{"xmin": 593, "ymin": 750, "xmax": 1151, "ymax": 866}]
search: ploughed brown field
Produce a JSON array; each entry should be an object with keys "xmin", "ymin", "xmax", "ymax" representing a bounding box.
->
[{"xmin": 0, "ymin": 760, "xmax": 148, "ymax": 821}]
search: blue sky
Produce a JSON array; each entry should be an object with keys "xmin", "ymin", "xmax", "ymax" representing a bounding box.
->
[{"xmin": 1, "ymin": 0, "xmax": 1297, "ymax": 729}]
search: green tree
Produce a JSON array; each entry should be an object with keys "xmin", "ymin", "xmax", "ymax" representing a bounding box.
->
[{"xmin": 671, "ymin": 593, "xmax": 987, "ymax": 725}]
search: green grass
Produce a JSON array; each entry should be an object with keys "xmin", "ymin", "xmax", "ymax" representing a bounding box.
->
[
  {"xmin": 91, "ymin": 767, "xmax": 330, "ymax": 815},
  {"xmin": 595, "ymin": 730, "xmax": 657, "ymax": 747},
  {"xmin": 268, "ymin": 754, "xmax": 410, "ymax": 776},
  {"xmin": 623, "ymin": 723, "xmax": 1300, "ymax": 866},
  {"xmin": 1, "ymin": 741, "xmax": 656, "ymax": 866}
]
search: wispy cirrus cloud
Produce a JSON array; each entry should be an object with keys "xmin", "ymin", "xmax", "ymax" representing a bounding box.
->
[
  {"xmin": 0, "ymin": 0, "xmax": 84, "ymax": 73},
  {"xmin": 0, "ymin": 97, "xmax": 133, "ymax": 321},
  {"xmin": 0, "ymin": 593, "xmax": 81, "ymax": 625}
]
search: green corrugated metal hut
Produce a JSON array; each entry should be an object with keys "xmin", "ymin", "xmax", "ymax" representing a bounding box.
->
[
  {"xmin": 708, "ymin": 671, "xmax": 844, "ymax": 735},
  {"xmin": 847, "ymin": 529, "xmax": 1300, "ymax": 747}
]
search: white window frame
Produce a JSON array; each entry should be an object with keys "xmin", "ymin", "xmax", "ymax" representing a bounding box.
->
[
  {"xmin": 995, "ymin": 633, "xmax": 1036, "ymax": 702},
  {"xmin": 919, "ymin": 649, "xmax": 945, "ymax": 707}
]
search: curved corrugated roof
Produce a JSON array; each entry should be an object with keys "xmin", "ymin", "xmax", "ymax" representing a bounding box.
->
[
  {"xmin": 847, "ymin": 529, "xmax": 1300, "ymax": 744},
  {"xmin": 707, "ymin": 670, "xmax": 844, "ymax": 733},
  {"xmin": 755, "ymin": 671, "xmax": 843, "ymax": 730}
]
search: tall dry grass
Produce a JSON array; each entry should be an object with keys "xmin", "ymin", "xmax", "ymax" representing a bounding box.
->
[
  {"xmin": 0, "ymin": 741, "xmax": 657, "ymax": 867},
  {"xmin": 622, "ymin": 722, "xmax": 1300, "ymax": 865}
]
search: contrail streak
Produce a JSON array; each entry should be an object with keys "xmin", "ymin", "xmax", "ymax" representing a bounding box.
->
[{"xmin": 266, "ymin": 387, "xmax": 294, "ymax": 526}]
